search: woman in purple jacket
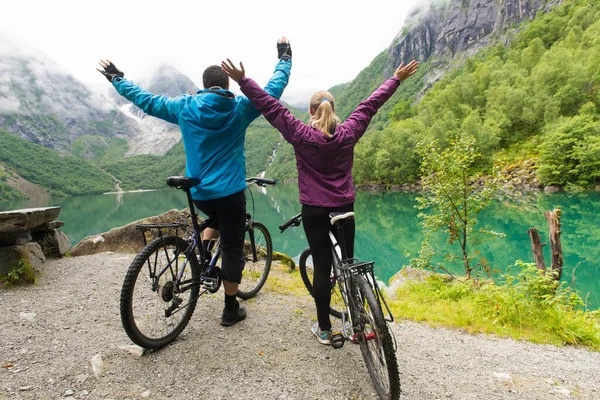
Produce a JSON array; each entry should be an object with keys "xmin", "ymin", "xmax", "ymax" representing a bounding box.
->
[{"xmin": 222, "ymin": 58, "xmax": 419, "ymax": 345}]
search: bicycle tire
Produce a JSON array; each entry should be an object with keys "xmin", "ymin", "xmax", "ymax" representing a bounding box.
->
[
  {"xmin": 120, "ymin": 235, "xmax": 200, "ymax": 349},
  {"xmin": 298, "ymin": 248, "xmax": 346, "ymax": 319},
  {"xmin": 351, "ymin": 275, "xmax": 401, "ymax": 399},
  {"xmin": 237, "ymin": 221, "xmax": 272, "ymax": 299}
]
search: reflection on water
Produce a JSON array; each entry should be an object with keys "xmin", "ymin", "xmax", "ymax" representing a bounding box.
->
[{"xmin": 1, "ymin": 184, "xmax": 598, "ymax": 309}]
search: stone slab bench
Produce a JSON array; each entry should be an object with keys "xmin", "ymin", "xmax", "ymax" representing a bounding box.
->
[{"xmin": 0, "ymin": 207, "xmax": 70, "ymax": 275}]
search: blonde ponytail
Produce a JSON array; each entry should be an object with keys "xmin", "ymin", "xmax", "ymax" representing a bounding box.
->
[{"xmin": 309, "ymin": 90, "xmax": 340, "ymax": 138}]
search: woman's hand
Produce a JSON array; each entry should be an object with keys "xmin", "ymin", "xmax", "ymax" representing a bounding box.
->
[
  {"xmin": 221, "ymin": 59, "xmax": 245, "ymax": 83},
  {"xmin": 394, "ymin": 60, "xmax": 419, "ymax": 82}
]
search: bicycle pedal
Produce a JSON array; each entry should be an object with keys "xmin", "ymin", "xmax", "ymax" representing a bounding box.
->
[
  {"xmin": 202, "ymin": 278, "xmax": 218, "ymax": 290},
  {"xmin": 331, "ymin": 332, "xmax": 345, "ymax": 349}
]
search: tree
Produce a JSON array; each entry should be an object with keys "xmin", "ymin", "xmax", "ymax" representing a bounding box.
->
[{"xmin": 413, "ymin": 135, "xmax": 501, "ymax": 279}]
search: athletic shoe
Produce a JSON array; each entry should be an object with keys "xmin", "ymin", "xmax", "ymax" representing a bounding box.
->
[
  {"xmin": 220, "ymin": 304, "xmax": 247, "ymax": 327},
  {"xmin": 311, "ymin": 323, "xmax": 332, "ymax": 345}
]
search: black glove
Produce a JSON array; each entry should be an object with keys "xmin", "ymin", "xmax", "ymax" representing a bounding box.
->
[
  {"xmin": 277, "ymin": 42, "xmax": 292, "ymax": 61},
  {"xmin": 98, "ymin": 61, "xmax": 124, "ymax": 82}
]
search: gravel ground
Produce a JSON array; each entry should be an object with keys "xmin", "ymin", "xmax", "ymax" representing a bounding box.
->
[{"xmin": 1, "ymin": 253, "xmax": 599, "ymax": 400}]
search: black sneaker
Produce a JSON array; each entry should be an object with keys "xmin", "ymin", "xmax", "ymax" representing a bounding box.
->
[{"xmin": 220, "ymin": 304, "xmax": 247, "ymax": 327}]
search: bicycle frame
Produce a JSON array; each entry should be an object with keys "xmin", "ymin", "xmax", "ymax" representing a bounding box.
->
[
  {"xmin": 280, "ymin": 212, "xmax": 395, "ymax": 336},
  {"xmin": 137, "ymin": 177, "xmax": 275, "ymax": 297}
]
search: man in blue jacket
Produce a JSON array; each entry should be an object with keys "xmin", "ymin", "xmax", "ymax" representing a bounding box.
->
[{"xmin": 98, "ymin": 37, "xmax": 292, "ymax": 327}]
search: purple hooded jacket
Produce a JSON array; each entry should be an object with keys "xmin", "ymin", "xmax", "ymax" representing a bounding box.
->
[{"xmin": 238, "ymin": 76, "xmax": 401, "ymax": 207}]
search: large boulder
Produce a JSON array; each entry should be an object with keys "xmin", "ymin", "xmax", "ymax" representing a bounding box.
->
[
  {"xmin": 0, "ymin": 242, "xmax": 45, "ymax": 275},
  {"xmin": 0, "ymin": 207, "xmax": 61, "ymax": 233},
  {"xmin": 32, "ymin": 228, "xmax": 71, "ymax": 258},
  {"xmin": 69, "ymin": 209, "xmax": 190, "ymax": 256}
]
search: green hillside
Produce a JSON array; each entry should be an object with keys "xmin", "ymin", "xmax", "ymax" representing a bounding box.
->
[
  {"xmin": 0, "ymin": 130, "xmax": 115, "ymax": 198},
  {"xmin": 352, "ymin": 0, "xmax": 600, "ymax": 188},
  {"xmin": 101, "ymin": 141, "xmax": 187, "ymax": 191}
]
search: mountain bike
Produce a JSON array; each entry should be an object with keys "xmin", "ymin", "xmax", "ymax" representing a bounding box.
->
[
  {"xmin": 120, "ymin": 176, "xmax": 274, "ymax": 349},
  {"xmin": 280, "ymin": 212, "xmax": 400, "ymax": 399}
]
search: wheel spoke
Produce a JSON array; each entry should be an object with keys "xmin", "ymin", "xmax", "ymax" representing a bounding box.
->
[{"xmin": 120, "ymin": 236, "xmax": 200, "ymax": 349}]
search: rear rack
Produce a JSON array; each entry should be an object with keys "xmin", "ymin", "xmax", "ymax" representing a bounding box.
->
[
  {"xmin": 135, "ymin": 222, "xmax": 189, "ymax": 247},
  {"xmin": 338, "ymin": 259, "xmax": 394, "ymax": 324},
  {"xmin": 136, "ymin": 223, "xmax": 188, "ymax": 231}
]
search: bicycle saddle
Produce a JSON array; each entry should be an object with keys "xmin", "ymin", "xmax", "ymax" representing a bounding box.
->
[
  {"xmin": 166, "ymin": 176, "xmax": 200, "ymax": 189},
  {"xmin": 329, "ymin": 212, "xmax": 355, "ymax": 225}
]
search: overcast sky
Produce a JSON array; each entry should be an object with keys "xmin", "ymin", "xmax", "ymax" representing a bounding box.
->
[{"xmin": 1, "ymin": 0, "xmax": 422, "ymax": 106}]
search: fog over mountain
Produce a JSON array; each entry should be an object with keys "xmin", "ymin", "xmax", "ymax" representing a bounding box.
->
[
  {"xmin": 0, "ymin": 31, "xmax": 145, "ymax": 153},
  {"xmin": 109, "ymin": 63, "xmax": 200, "ymax": 156}
]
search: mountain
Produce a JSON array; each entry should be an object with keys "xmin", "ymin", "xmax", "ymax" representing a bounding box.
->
[
  {"xmin": 0, "ymin": 31, "xmax": 141, "ymax": 155},
  {"xmin": 267, "ymin": 0, "xmax": 570, "ymax": 183},
  {"xmin": 0, "ymin": 129, "xmax": 115, "ymax": 200},
  {"xmin": 109, "ymin": 64, "xmax": 200, "ymax": 156},
  {"xmin": 383, "ymin": 0, "xmax": 564, "ymax": 91}
]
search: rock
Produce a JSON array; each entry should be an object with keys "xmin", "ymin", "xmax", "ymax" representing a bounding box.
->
[
  {"xmin": 119, "ymin": 345, "xmax": 145, "ymax": 357},
  {"xmin": 74, "ymin": 373, "xmax": 89, "ymax": 384},
  {"xmin": 544, "ymin": 186, "xmax": 561, "ymax": 194},
  {"xmin": 141, "ymin": 390, "xmax": 151, "ymax": 398},
  {"xmin": 32, "ymin": 220, "xmax": 65, "ymax": 231},
  {"xmin": 63, "ymin": 388, "xmax": 75, "ymax": 396},
  {"xmin": 32, "ymin": 229, "xmax": 71, "ymax": 258},
  {"xmin": 0, "ymin": 207, "xmax": 61, "ymax": 233},
  {"xmin": 493, "ymin": 372, "xmax": 513, "ymax": 385},
  {"xmin": 595, "ymin": 185, "xmax": 600, "ymax": 192},
  {"xmin": 69, "ymin": 209, "xmax": 189, "ymax": 256},
  {"xmin": 0, "ymin": 242, "xmax": 45, "ymax": 275},
  {"xmin": 0, "ymin": 230, "xmax": 32, "ymax": 246},
  {"xmin": 549, "ymin": 386, "xmax": 571, "ymax": 396},
  {"xmin": 90, "ymin": 354, "xmax": 104, "ymax": 378},
  {"xmin": 19, "ymin": 312, "xmax": 36, "ymax": 323}
]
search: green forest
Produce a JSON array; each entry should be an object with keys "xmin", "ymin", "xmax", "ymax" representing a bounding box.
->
[
  {"xmin": 0, "ymin": 130, "xmax": 115, "ymax": 197},
  {"xmin": 352, "ymin": 0, "xmax": 600, "ymax": 188},
  {"xmin": 1, "ymin": 0, "xmax": 599, "ymax": 201},
  {"xmin": 266, "ymin": 0, "xmax": 600, "ymax": 190}
]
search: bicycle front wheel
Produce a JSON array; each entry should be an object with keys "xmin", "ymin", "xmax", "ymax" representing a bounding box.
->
[
  {"xmin": 298, "ymin": 248, "xmax": 346, "ymax": 319},
  {"xmin": 237, "ymin": 221, "xmax": 272, "ymax": 299},
  {"xmin": 350, "ymin": 275, "xmax": 400, "ymax": 399},
  {"xmin": 120, "ymin": 236, "xmax": 200, "ymax": 349}
]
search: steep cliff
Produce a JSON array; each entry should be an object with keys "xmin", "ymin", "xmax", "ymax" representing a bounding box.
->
[{"xmin": 384, "ymin": 0, "xmax": 564, "ymax": 89}]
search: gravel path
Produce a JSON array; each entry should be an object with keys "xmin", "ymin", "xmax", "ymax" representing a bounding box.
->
[{"xmin": 1, "ymin": 253, "xmax": 599, "ymax": 399}]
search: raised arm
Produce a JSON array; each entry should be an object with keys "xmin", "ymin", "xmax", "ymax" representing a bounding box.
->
[
  {"xmin": 344, "ymin": 60, "xmax": 419, "ymax": 141},
  {"xmin": 97, "ymin": 59, "xmax": 184, "ymax": 124},
  {"xmin": 222, "ymin": 59, "xmax": 305, "ymax": 145},
  {"xmin": 238, "ymin": 37, "xmax": 292, "ymax": 121}
]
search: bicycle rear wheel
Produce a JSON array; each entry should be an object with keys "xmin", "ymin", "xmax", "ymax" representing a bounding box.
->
[
  {"xmin": 237, "ymin": 221, "xmax": 272, "ymax": 299},
  {"xmin": 351, "ymin": 275, "xmax": 400, "ymax": 399},
  {"xmin": 120, "ymin": 236, "xmax": 200, "ymax": 349},
  {"xmin": 298, "ymin": 248, "xmax": 346, "ymax": 319}
]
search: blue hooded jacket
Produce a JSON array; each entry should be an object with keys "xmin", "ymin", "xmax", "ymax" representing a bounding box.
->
[{"xmin": 112, "ymin": 59, "xmax": 291, "ymax": 200}]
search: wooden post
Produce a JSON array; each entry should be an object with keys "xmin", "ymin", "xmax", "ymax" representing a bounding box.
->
[
  {"xmin": 544, "ymin": 209, "xmax": 563, "ymax": 281},
  {"xmin": 527, "ymin": 227, "xmax": 546, "ymax": 272}
]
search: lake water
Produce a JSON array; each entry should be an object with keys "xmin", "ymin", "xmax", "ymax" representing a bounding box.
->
[{"xmin": 2, "ymin": 184, "xmax": 598, "ymax": 309}]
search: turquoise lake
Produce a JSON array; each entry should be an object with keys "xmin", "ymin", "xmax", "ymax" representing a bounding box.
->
[{"xmin": 1, "ymin": 183, "xmax": 598, "ymax": 309}]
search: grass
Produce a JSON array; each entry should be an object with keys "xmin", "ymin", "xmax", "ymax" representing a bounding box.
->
[
  {"xmin": 262, "ymin": 263, "xmax": 308, "ymax": 297},
  {"xmin": 0, "ymin": 259, "xmax": 36, "ymax": 286},
  {"xmin": 387, "ymin": 263, "xmax": 600, "ymax": 351},
  {"xmin": 262, "ymin": 259, "xmax": 600, "ymax": 351}
]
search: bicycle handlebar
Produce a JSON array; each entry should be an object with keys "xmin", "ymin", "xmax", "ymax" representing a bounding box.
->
[
  {"xmin": 279, "ymin": 213, "xmax": 302, "ymax": 233},
  {"xmin": 246, "ymin": 177, "xmax": 276, "ymax": 187}
]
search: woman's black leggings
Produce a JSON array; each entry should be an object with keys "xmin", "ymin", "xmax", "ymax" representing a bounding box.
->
[{"xmin": 302, "ymin": 203, "xmax": 354, "ymax": 331}]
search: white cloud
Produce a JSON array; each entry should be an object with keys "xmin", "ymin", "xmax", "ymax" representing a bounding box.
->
[
  {"xmin": 0, "ymin": 94, "xmax": 21, "ymax": 113},
  {"xmin": 0, "ymin": 0, "xmax": 422, "ymax": 107}
]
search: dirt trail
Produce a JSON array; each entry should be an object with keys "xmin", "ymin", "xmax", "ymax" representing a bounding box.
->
[{"xmin": 1, "ymin": 253, "xmax": 599, "ymax": 399}]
